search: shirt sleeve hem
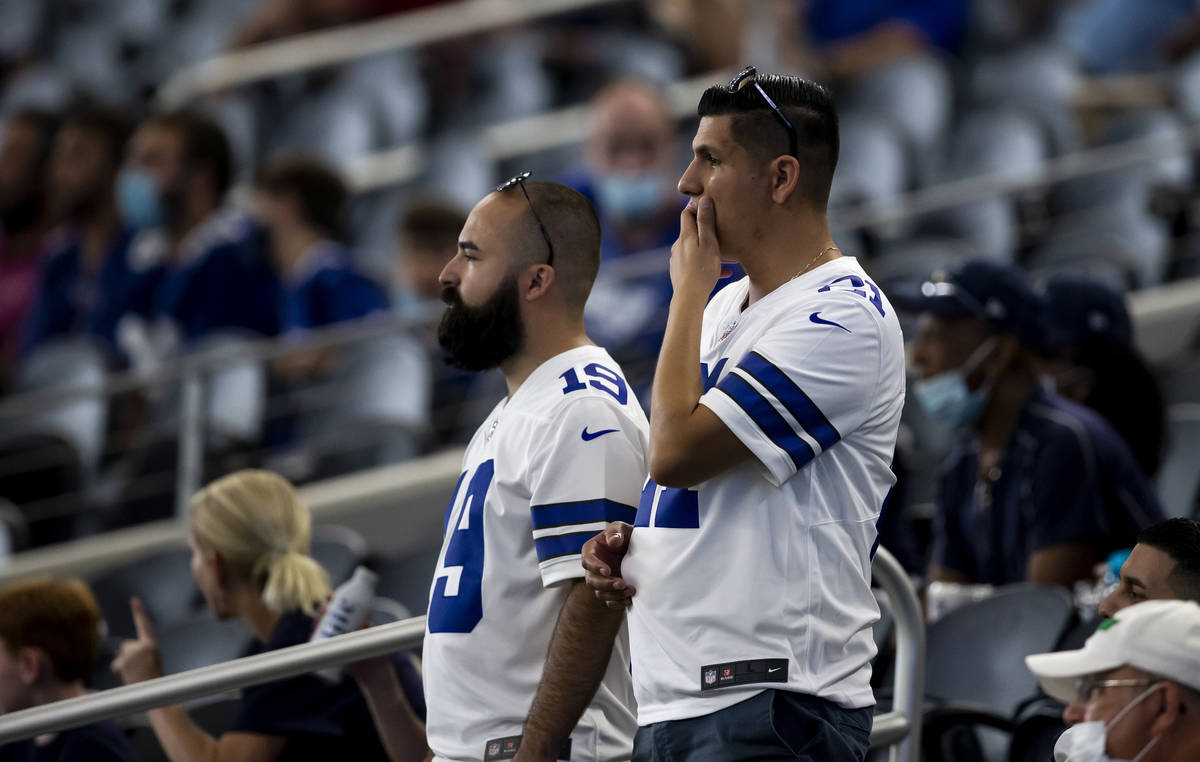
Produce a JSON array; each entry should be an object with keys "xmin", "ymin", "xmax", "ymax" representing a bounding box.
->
[{"xmin": 700, "ymin": 390, "xmax": 792, "ymax": 487}]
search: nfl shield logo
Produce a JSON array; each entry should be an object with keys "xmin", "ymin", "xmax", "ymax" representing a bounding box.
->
[
  {"xmin": 704, "ymin": 669, "xmax": 717, "ymax": 686},
  {"xmin": 486, "ymin": 419, "xmax": 499, "ymax": 440}
]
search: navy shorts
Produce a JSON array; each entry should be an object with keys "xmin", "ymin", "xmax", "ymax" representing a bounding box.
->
[{"xmin": 632, "ymin": 690, "xmax": 873, "ymax": 762}]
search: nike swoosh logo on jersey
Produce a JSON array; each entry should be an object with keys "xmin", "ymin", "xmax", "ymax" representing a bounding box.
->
[
  {"xmin": 768, "ymin": 667, "xmax": 782, "ymax": 673},
  {"xmin": 809, "ymin": 311, "xmax": 851, "ymax": 333},
  {"xmin": 581, "ymin": 427, "xmax": 618, "ymax": 441}
]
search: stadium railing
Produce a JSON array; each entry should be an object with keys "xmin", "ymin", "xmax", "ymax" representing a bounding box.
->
[{"xmin": 0, "ymin": 547, "xmax": 925, "ymax": 760}]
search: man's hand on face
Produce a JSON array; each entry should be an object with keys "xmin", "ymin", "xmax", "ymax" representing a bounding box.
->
[{"xmin": 670, "ymin": 197, "xmax": 727, "ymax": 299}]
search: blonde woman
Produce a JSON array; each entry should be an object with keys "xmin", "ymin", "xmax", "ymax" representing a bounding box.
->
[{"xmin": 111, "ymin": 469, "xmax": 425, "ymax": 762}]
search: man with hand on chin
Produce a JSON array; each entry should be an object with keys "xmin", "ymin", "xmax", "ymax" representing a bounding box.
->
[{"xmin": 584, "ymin": 68, "xmax": 905, "ymax": 760}]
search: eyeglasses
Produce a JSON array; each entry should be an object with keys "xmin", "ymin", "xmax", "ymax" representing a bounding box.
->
[
  {"xmin": 1075, "ymin": 678, "xmax": 1155, "ymax": 704},
  {"xmin": 727, "ymin": 65, "xmax": 798, "ymax": 159},
  {"xmin": 496, "ymin": 171, "xmax": 555, "ymax": 267}
]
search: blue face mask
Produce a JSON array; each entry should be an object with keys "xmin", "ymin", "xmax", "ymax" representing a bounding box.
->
[
  {"xmin": 117, "ymin": 168, "xmax": 167, "ymax": 231},
  {"xmin": 593, "ymin": 172, "xmax": 666, "ymax": 222},
  {"xmin": 912, "ymin": 370, "xmax": 989, "ymax": 429}
]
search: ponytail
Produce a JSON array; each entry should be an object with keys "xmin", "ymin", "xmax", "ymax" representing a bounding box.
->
[{"xmin": 190, "ymin": 470, "xmax": 332, "ymax": 615}]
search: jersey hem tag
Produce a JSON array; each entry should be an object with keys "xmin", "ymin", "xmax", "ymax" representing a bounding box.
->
[
  {"xmin": 483, "ymin": 735, "xmax": 572, "ymax": 761},
  {"xmin": 700, "ymin": 659, "xmax": 789, "ymax": 691}
]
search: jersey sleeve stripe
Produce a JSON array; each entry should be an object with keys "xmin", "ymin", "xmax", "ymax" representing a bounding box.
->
[
  {"xmin": 530, "ymin": 499, "xmax": 637, "ymax": 530},
  {"xmin": 740, "ymin": 351, "xmax": 841, "ymax": 449},
  {"xmin": 716, "ymin": 373, "xmax": 814, "ymax": 471},
  {"xmin": 534, "ymin": 530, "xmax": 597, "ymax": 562}
]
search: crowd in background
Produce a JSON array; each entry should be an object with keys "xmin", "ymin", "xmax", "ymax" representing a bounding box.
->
[{"xmin": 0, "ymin": 0, "xmax": 1198, "ymax": 609}]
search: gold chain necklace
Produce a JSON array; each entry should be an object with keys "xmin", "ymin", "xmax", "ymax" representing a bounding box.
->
[{"xmin": 791, "ymin": 245, "xmax": 840, "ymax": 281}]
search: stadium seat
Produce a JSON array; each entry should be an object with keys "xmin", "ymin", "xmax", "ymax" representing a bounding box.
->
[
  {"xmin": 1158, "ymin": 404, "xmax": 1200, "ymax": 518},
  {"xmin": 369, "ymin": 595, "xmax": 413, "ymax": 625},
  {"xmin": 965, "ymin": 44, "xmax": 1083, "ymax": 154},
  {"xmin": 90, "ymin": 547, "xmax": 201, "ymax": 639},
  {"xmin": 158, "ymin": 614, "xmax": 254, "ymax": 675},
  {"xmin": 194, "ymin": 333, "xmax": 267, "ymax": 448},
  {"xmin": 843, "ymin": 54, "xmax": 953, "ymax": 159},
  {"xmin": 312, "ymin": 524, "xmax": 370, "ymax": 587},
  {"xmin": 829, "ymin": 117, "xmax": 911, "ymax": 240},
  {"xmin": 920, "ymin": 585, "xmax": 1074, "ymax": 762},
  {"xmin": 375, "ymin": 545, "xmax": 443, "ymax": 617},
  {"xmin": 12, "ymin": 339, "xmax": 109, "ymax": 485}
]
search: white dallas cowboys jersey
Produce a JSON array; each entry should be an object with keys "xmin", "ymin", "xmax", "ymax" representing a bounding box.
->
[
  {"xmin": 622, "ymin": 256, "xmax": 905, "ymax": 725},
  {"xmin": 424, "ymin": 345, "xmax": 646, "ymax": 761}
]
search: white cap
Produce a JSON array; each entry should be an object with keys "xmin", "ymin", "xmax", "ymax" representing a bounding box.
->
[{"xmin": 1025, "ymin": 600, "xmax": 1200, "ymax": 704}]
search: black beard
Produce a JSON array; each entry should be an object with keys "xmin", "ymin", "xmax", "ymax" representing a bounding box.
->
[{"xmin": 437, "ymin": 274, "xmax": 524, "ymax": 371}]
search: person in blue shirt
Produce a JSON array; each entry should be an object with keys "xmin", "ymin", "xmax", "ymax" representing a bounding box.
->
[
  {"xmin": 111, "ymin": 469, "xmax": 424, "ymax": 762},
  {"xmin": 1038, "ymin": 274, "xmax": 1166, "ymax": 477},
  {"xmin": 251, "ymin": 155, "xmax": 386, "ymax": 342},
  {"xmin": 0, "ymin": 578, "xmax": 132, "ymax": 762},
  {"xmin": 23, "ymin": 105, "xmax": 160, "ymax": 367},
  {"xmin": 901, "ymin": 260, "xmax": 1163, "ymax": 589},
  {"xmin": 119, "ymin": 111, "xmax": 279, "ymax": 352}
]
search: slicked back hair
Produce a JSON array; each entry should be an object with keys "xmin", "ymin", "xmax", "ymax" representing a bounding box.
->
[
  {"xmin": 697, "ymin": 73, "xmax": 839, "ymax": 208},
  {"xmin": 505, "ymin": 180, "xmax": 601, "ymax": 310},
  {"xmin": 1139, "ymin": 518, "xmax": 1200, "ymax": 602}
]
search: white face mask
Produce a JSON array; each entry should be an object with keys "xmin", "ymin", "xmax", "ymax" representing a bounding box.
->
[{"xmin": 1053, "ymin": 683, "xmax": 1164, "ymax": 762}]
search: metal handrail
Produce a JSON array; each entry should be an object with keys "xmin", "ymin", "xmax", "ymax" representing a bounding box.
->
[
  {"xmin": 0, "ymin": 548, "xmax": 925, "ymax": 756},
  {"xmin": 157, "ymin": 0, "xmax": 630, "ymax": 108}
]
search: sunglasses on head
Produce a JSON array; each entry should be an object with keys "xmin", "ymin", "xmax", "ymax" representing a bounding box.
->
[
  {"xmin": 727, "ymin": 65, "xmax": 798, "ymax": 160},
  {"xmin": 496, "ymin": 171, "xmax": 555, "ymax": 267}
]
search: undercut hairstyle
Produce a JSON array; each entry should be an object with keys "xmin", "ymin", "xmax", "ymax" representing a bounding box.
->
[
  {"xmin": 697, "ymin": 73, "xmax": 839, "ymax": 208},
  {"xmin": 399, "ymin": 198, "xmax": 467, "ymax": 254},
  {"xmin": 1138, "ymin": 518, "xmax": 1200, "ymax": 602},
  {"xmin": 144, "ymin": 110, "xmax": 234, "ymax": 196},
  {"xmin": 0, "ymin": 579, "xmax": 102, "ymax": 684},
  {"xmin": 254, "ymin": 155, "xmax": 349, "ymax": 241},
  {"xmin": 512, "ymin": 181, "xmax": 601, "ymax": 309},
  {"xmin": 62, "ymin": 102, "xmax": 132, "ymax": 165}
]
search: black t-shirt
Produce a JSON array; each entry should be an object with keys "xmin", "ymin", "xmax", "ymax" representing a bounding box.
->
[
  {"xmin": 0, "ymin": 720, "xmax": 131, "ymax": 762},
  {"xmin": 232, "ymin": 610, "xmax": 426, "ymax": 762}
]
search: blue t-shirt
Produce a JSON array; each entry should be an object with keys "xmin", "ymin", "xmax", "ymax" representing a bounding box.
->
[
  {"xmin": 806, "ymin": 0, "xmax": 968, "ymax": 54},
  {"xmin": 155, "ymin": 209, "xmax": 281, "ymax": 343},
  {"xmin": 931, "ymin": 386, "xmax": 1164, "ymax": 585},
  {"xmin": 23, "ymin": 227, "xmax": 164, "ymax": 365},
  {"xmin": 233, "ymin": 610, "xmax": 425, "ymax": 762},
  {"xmin": 0, "ymin": 719, "xmax": 131, "ymax": 762},
  {"xmin": 278, "ymin": 243, "xmax": 387, "ymax": 334}
]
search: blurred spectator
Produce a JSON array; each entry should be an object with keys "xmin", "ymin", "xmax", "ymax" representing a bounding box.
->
[
  {"xmin": 1039, "ymin": 274, "xmax": 1166, "ymax": 476},
  {"xmin": 22, "ymin": 104, "xmax": 157, "ymax": 368},
  {"xmin": 121, "ymin": 111, "xmax": 279, "ymax": 355},
  {"xmin": 0, "ymin": 109, "xmax": 58, "ymax": 387},
  {"xmin": 1100, "ymin": 518, "xmax": 1200, "ymax": 617},
  {"xmin": 904, "ymin": 260, "xmax": 1163, "ymax": 589},
  {"xmin": 252, "ymin": 156, "xmax": 386, "ymax": 344},
  {"xmin": 392, "ymin": 198, "xmax": 463, "ymax": 323},
  {"xmin": 111, "ymin": 469, "xmax": 423, "ymax": 761},
  {"xmin": 0, "ymin": 578, "xmax": 132, "ymax": 761},
  {"xmin": 1026, "ymin": 600, "xmax": 1200, "ymax": 760},
  {"xmin": 565, "ymin": 80, "xmax": 682, "ymax": 359},
  {"xmin": 1060, "ymin": 0, "xmax": 1196, "ymax": 74}
]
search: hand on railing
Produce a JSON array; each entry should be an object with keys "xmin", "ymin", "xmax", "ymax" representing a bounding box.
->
[
  {"xmin": 581, "ymin": 522, "xmax": 636, "ymax": 609},
  {"xmin": 110, "ymin": 597, "xmax": 165, "ymax": 685}
]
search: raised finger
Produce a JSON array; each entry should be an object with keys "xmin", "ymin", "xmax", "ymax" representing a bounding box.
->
[{"xmin": 130, "ymin": 597, "xmax": 156, "ymax": 642}]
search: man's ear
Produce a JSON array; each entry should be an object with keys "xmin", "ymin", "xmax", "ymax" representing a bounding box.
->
[
  {"xmin": 523, "ymin": 263, "xmax": 556, "ymax": 302},
  {"xmin": 16, "ymin": 647, "xmax": 42, "ymax": 687},
  {"xmin": 1149, "ymin": 682, "xmax": 1183, "ymax": 737},
  {"xmin": 769, "ymin": 155, "xmax": 802, "ymax": 205}
]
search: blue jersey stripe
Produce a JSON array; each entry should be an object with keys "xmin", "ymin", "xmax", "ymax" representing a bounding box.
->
[
  {"xmin": 716, "ymin": 373, "xmax": 814, "ymax": 470},
  {"xmin": 740, "ymin": 351, "xmax": 840, "ymax": 450},
  {"xmin": 530, "ymin": 499, "xmax": 637, "ymax": 530},
  {"xmin": 535, "ymin": 531, "xmax": 596, "ymax": 562}
]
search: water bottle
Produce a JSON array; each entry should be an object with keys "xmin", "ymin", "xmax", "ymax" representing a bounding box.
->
[{"xmin": 310, "ymin": 566, "xmax": 378, "ymax": 682}]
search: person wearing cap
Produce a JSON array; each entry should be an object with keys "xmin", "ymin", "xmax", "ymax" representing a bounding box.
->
[
  {"xmin": 904, "ymin": 259, "xmax": 1162, "ymax": 589},
  {"xmin": 1026, "ymin": 599, "xmax": 1200, "ymax": 761},
  {"xmin": 1039, "ymin": 274, "xmax": 1166, "ymax": 477}
]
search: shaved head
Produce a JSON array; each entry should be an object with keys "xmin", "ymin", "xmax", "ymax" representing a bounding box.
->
[{"xmin": 497, "ymin": 180, "xmax": 602, "ymax": 310}]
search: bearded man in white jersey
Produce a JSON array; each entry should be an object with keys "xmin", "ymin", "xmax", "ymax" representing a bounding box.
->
[
  {"xmin": 582, "ymin": 68, "xmax": 906, "ymax": 760},
  {"xmin": 415, "ymin": 175, "xmax": 644, "ymax": 762}
]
